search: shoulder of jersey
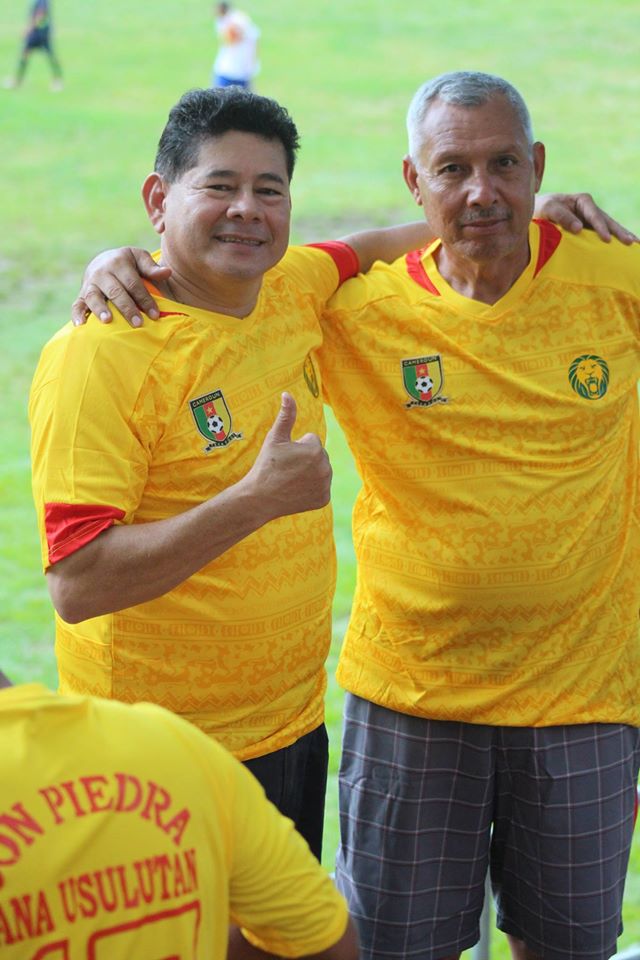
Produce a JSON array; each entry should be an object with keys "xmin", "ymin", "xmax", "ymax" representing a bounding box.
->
[
  {"xmin": 545, "ymin": 227, "xmax": 640, "ymax": 299},
  {"xmin": 43, "ymin": 307, "xmax": 190, "ymax": 375},
  {"xmin": 270, "ymin": 243, "xmax": 335, "ymax": 289},
  {"xmin": 330, "ymin": 252, "xmax": 422, "ymax": 311}
]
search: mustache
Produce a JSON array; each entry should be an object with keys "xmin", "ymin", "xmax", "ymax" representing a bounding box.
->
[{"xmin": 460, "ymin": 208, "xmax": 511, "ymax": 225}]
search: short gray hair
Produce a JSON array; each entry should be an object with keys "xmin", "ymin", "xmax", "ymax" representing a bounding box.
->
[{"xmin": 406, "ymin": 71, "xmax": 534, "ymax": 157}]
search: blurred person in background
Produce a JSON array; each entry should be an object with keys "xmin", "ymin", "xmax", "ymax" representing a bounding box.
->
[
  {"xmin": 4, "ymin": 0, "xmax": 63, "ymax": 91},
  {"xmin": 212, "ymin": 1, "xmax": 260, "ymax": 89}
]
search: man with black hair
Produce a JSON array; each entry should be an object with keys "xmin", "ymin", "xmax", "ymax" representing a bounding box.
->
[{"xmin": 29, "ymin": 85, "xmax": 427, "ymax": 862}]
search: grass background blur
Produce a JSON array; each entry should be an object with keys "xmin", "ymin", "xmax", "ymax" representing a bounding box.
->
[{"xmin": 1, "ymin": 0, "xmax": 639, "ymax": 953}]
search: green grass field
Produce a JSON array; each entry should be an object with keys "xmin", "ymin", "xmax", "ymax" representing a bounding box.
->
[{"xmin": 1, "ymin": 0, "xmax": 639, "ymax": 954}]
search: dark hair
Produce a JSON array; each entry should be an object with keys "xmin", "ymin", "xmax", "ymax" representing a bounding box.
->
[{"xmin": 154, "ymin": 87, "xmax": 300, "ymax": 183}]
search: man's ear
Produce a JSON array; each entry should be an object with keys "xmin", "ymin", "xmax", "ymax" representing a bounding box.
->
[
  {"xmin": 532, "ymin": 141, "xmax": 546, "ymax": 193},
  {"xmin": 142, "ymin": 173, "xmax": 169, "ymax": 234},
  {"xmin": 402, "ymin": 155, "xmax": 423, "ymax": 207}
]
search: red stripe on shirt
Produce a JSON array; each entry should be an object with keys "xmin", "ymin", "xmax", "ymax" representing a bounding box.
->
[
  {"xmin": 144, "ymin": 280, "xmax": 189, "ymax": 318},
  {"xmin": 306, "ymin": 242, "xmax": 360, "ymax": 284},
  {"xmin": 45, "ymin": 502, "xmax": 126, "ymax": 566},
  {"xmin": 406, "ymin": 249, "xmax": 441, "ymax": 295},
  {"xmin": 533, "ymin": 219, "xmax": 562, "ymax": 277}
]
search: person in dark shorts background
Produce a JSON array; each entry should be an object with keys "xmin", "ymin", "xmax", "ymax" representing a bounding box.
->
[{"xmin": 5, "ymin": 0, "xmax": 63, "ymax": 91}]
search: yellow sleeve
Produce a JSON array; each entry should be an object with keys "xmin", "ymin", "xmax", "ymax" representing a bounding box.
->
[
  {"xmin": 29, "ymin": 318, "xmax": 171, "ymax": 569},
  {"xmin": 228, "ymin": 759, "xmax": 349, "ymax": 957}
]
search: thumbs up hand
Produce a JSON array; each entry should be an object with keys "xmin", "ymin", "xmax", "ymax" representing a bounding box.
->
[
  {"xmin": 266, "ymin": 390, "xmax": 302, "ymax": 444},
  {"xmin": 245, "ymin": 392, "xmax": 332, "ymax": 522}
]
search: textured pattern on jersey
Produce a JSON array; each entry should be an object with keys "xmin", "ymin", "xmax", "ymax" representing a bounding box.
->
[
  {"xmin": 30, "ymin": 246, "xmax": 346, "ymax": 758},
  {"xmin": 320, "ymin": 223, "xmax": 640, "ymax": 727}
]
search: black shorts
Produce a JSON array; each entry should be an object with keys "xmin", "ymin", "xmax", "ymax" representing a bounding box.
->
[
  {"xmin": 243, "ymin": 723, "xmax": 328, "ymax": 862},
  {"xmin": 25, "ymin": 27, "xmax": 51, "ymax": 51}
]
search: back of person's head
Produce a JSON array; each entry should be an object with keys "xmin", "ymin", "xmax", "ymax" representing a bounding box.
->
[
  {"xmin": 406, "ymin": 70, "xmax": 534, "ymax": 156},
  {"xmin": 155, "ymin": 87, "xmax": 300, "ymax": 183}
]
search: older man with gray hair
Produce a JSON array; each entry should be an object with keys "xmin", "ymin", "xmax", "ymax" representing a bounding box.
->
[{"xmin": 319, "ymin": 71, "xmax": 640, "ymax": 960}]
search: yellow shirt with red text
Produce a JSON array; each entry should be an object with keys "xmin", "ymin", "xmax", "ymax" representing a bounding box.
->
[
  {"xmin": 29, "ymin": 244, "xmax": 355, "ymax": 759},
  {"xmin": 0, "ymin": 684, "xmax": 349, "ymax": 958},
  {"xmin": 320, "ymin": 223, "xmax": 640, "ymax": 726}
]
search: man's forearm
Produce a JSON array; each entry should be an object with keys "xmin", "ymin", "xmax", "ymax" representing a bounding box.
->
[
  {"xmin": 46, "ymin": 475, "xmax": 270, "ymax": 623},
  {"xmin": 46, "ymin": 392, "xmax": 332, "ymax": 623},
  {"xmin": 341, "ymin": 221, "xmax": 431, "ymax": 273}
]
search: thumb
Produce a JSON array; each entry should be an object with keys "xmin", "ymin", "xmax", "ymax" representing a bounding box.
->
[{"xmin": 268, "ymin": 392, "xmax": 297, "ymax": 443}]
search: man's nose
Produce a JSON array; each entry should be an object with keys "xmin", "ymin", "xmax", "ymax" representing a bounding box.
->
[
  {"xmin": 227, "ymin": 189, "xmax": 261, "ymax": 218},
  {"xmin": 466, "ymin": 170, "xmax": 498, "ymax": 206}
]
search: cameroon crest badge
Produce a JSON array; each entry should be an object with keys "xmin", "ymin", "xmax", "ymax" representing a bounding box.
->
[
  {"xmin": 402, "ymin": 355, "xmax": 448, "ymax": 408},
  {"xmin": 189, "ymin": 390, "xmax": 243, "ymax": 452}
]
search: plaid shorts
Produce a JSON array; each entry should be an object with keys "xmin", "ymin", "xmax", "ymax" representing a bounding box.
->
[{"xmin": 335, "ymin": 694, "xmax": 640, "ymax": 960}]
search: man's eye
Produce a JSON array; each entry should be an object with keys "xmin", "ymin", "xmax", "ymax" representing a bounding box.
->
[
  {"xmin": 206, "ymin": 183, "xmax": 232, "ymax": 191},
  {"xmin": 497, "ymin": 157, "xmax": 517, "ymax": 168},
  {"xmin": 439, "ymin": 164, "xmax": 461, "ymax": 175}
]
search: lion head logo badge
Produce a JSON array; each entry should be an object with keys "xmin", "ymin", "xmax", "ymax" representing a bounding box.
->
[{"xmin": 568, "ymin": 355, "xmax": 609, "ymax": 400}]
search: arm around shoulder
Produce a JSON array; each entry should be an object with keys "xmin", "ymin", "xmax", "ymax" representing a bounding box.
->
[
  {"xmin": 71, "ymin": 247, "xmax": 171, "ymax": 327},
  {"xmin": 340, "ymin": 221, "xmax": 433, "ymax": 274},
  {"xmin": 339, "ymin": 195, "xmax": 640, "ymax": 277}
]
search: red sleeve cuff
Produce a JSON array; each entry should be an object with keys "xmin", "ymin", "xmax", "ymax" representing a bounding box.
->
[
  {"xmin": 306, "ymin": 241, "xmax": 360, "ymax": 284},
  {"xmin": 45, "ymin": 502, "xmax": 126, "ymax": 566}
]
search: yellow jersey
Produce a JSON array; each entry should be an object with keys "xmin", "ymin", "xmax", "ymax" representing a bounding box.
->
[
  {"xmin": 30, "ymin": 244, "xmax": 357, "ymax": 759},
  {"xmin": 0, "ymin": 684, "xmax": 349, "ymax": 958},
  {"xmin": 320, "ymin": 222, "xmax": 640, "ymax": 726}
]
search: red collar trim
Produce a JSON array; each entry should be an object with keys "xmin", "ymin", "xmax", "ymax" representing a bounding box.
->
[
  {"xmin": 532, "ymin": 219, "xmax": 562, "ymax": 277},
  {"xmin": 405, "ymin": 248, "xmax": 441, "ymax": 295},
  {"xmin": 144, "ymin": 280, "xmax": 189, "ymax": 318},
  {"xmin": 406, "ymin": 221, "xmax": 561, "ymax": 293}
]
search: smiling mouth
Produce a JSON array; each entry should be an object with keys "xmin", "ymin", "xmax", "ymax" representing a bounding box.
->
[{"xmin": 215, "ymin": 235, "xmax": 264, "ymax": 246}]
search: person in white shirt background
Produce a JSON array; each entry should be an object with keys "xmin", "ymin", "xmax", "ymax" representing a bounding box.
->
[{"xmin": 212, "ymin": 2, "xmax": 260, "ymax": 89}]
